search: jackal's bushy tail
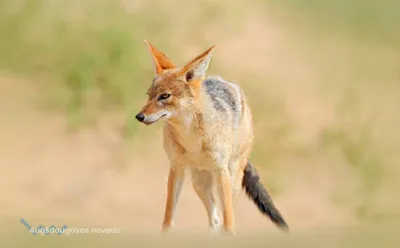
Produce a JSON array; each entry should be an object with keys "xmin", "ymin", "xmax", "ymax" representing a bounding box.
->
[{"xmin": 242, "ymin": 161, "xmax": 289, "ymax": 232}]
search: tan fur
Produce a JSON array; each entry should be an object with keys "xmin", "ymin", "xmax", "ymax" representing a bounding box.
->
[
  {"xmin": 177, "ymin": 45, "xmax": 215, "ymax": 77},
  {"xmin": 162, "ymin": 167, "xmax": 184, "ymax": 232},
  {"xmin": 144, "ymin": 40, "xmax": 176, "ymax": 74},
  {"xmin": 137, "ymin": 41, "xmax": 255, "ymax": 235}
]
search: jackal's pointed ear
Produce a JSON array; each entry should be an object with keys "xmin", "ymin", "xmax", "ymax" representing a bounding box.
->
[
  {"xmin": 178, "ymin": 45, "xmax": 215, "ymax": 83},
  {"xmin": 144, "ymin": 40, "xmax": 176, "ymax": 75}
]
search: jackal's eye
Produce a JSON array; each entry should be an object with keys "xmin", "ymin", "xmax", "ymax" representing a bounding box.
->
[{"xmin": 158, "ymin": 93, "xmax": 171, "ymax": 101}]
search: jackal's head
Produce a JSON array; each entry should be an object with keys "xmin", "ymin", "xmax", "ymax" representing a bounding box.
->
[{"xmin": 135, "ymin": 41, "xmax": 215, "ymax": 125}]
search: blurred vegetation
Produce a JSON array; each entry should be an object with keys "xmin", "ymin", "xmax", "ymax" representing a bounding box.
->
[
  {"xmin": 260, "ymin": 0, "xmax": 400, "ymax": 220},
  {"xmin": 269, "ymin": 0, "xmax": 400, "ymax": 46},
  {"xmin": 0, "ymin": 0, "xmax": 150, "ymax": 131}
]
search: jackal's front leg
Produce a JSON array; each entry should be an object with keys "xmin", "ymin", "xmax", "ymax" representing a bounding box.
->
[{"xmin": 162, "ymin": 167, "xmax": 184, "ymax": 232}]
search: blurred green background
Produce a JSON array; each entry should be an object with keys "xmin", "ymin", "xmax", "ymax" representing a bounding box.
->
[{"xmin": 0, "ymin": 0, "xmax": 399, "ymax": 247}]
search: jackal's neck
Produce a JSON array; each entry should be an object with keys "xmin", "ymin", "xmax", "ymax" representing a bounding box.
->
[
  {"xmin": 167, "ymin": 107, "xmax": 203, "ymax": 130},
  {"xmin": 165, "ymin": 106, "xmax": 204, "ymax": 153},
  {"xmin": 165, "ymin": 78, "xmax": 209, "ymax": 135}
]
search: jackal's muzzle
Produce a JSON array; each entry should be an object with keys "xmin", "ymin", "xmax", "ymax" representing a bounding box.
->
[
  {"xmin": 135, "ymin": 113, "xmax": 145, "ymax": 122},
  {"xmin": 135, "ymin": 111, "xmax": 170, "ymax": 125}
]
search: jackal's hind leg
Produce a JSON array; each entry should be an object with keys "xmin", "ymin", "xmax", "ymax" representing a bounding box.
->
[{"xmin": 215, "ymin": 168, "xmax": 235, "ymax": 235}]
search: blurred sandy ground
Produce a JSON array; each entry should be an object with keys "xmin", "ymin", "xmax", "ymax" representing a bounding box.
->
[{"xmin": 0, "ymin": 0, "xmax": 400, "ymax": 244}]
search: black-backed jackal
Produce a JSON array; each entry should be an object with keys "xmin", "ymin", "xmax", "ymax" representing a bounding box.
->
[{"xmin": 135, "ymin": 41, "xmax": 288, "ymax": 235}]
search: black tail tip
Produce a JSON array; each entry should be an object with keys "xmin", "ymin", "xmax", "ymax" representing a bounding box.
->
[
  {"xmin": 277, "ymin": 222, "xmax": 289, "ymax": 233},
  {"xmin": 271, "ymin": 216, "xmax": 289, "ymax": 233}
]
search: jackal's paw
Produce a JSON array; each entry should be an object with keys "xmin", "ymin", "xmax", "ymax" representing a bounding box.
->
[
  {"xmin": 209, "ymin": 223, "xmax": 222, "ymax": 236},
  {"xmin": 222, "ymin": 227, "xmax": 236, "ymax": 237},
  {"xmin": 209, "ymin": 226, "xmax": 222, "ymax": 236},
  {"xmin": 161, "ymin": 222, "xmax": 174, "ymax": 233}
]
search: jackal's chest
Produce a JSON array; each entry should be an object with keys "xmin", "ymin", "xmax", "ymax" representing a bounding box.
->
[
  {"xmin": 164, "ymin": 123, "xmax": 203, "ymax": 155},
  {"xmin": 163, "ymin": 129, "xmax": 219, "ymax": 171},
  {"xmin": 164, "ymin": 130, "xmax": 214, "ymax": 171},
  {"xmin": 175, "ymin": 130, "xmax": 203, "ymax": 154},
  {"xmin": 164, "ymin": 119, "xmax": 203, "ymax": 151}
]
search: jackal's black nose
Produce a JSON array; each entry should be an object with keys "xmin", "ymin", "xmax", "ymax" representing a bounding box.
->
[{"xmin": 135, "ymin": 113, "xmax": 145, "ymax": 122}]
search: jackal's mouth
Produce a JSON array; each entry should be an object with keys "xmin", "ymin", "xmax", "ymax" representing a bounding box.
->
[
  {"xmin": 143, "ymin": 119, "xmax": 157, "ymax": 125},
  {"xmin": 143, "ymin": 113, "xmax": 168, "ymax": 125}
]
